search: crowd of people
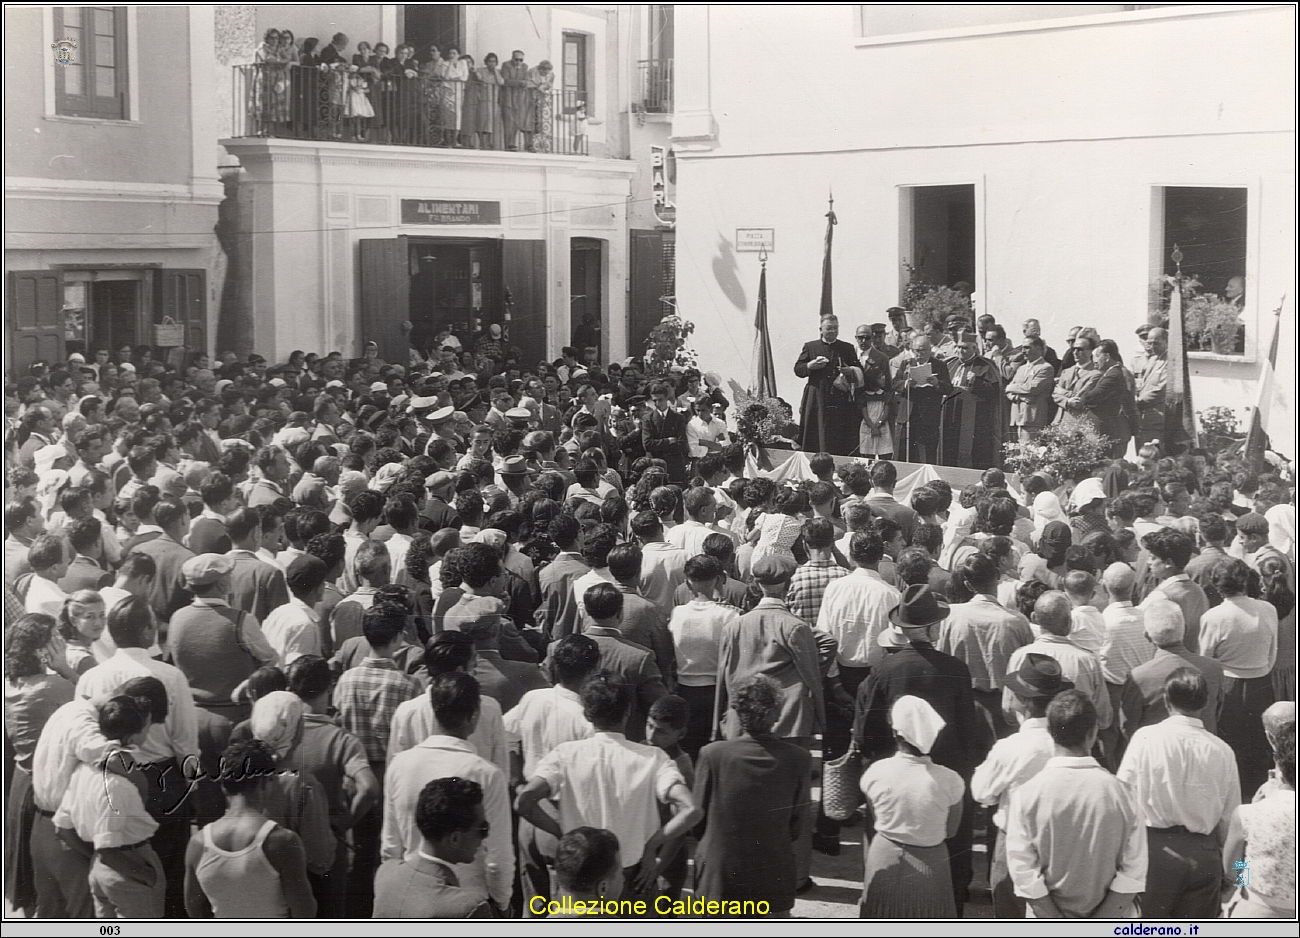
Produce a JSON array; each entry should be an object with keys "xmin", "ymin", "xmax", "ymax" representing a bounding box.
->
[
  {"xmin": 249, "ymin": 27, "xmax": 576, "ymax": 152},
  {"xmin": 2, "ymin": 323, "xmax": 1295, "ymax": 920},
  {"xmin": 795, "ymin": 306, "xmax": 1208, "ymax": 469}
]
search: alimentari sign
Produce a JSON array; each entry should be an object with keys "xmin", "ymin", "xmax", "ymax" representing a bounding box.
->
[{"xmin": 401, "ymin": 200, "xmax": 502, "ymax": 225}]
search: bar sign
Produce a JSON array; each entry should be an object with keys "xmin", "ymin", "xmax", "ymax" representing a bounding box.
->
[{"xmin": 401, "ymin": 199, "xmax": 502, "ymax": 225}]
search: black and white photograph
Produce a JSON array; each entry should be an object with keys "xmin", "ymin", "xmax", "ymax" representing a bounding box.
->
[{"xmin": 2, "ymin": 2, "xmax": 1297, "ymax": 929}]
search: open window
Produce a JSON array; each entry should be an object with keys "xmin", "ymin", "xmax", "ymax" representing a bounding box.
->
[
  {"xmin": 54, "ymin": 6, "xmax": 129, "ymax": 119},
  {"xmin": 900, "ymin": 184, "xmax": 977, "ymax": 299}
]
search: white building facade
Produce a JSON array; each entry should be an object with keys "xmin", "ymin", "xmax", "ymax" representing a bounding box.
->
[
  {"xmin": 217, "ymin": 3, "xmax": 678, "ymax": 367},
  {"xmin": 671, "ymin": 4, "xmax": 1296, "ymax": 446}
]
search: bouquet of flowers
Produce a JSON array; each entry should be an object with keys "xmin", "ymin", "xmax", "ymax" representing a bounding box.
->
[
  {"xmin": 733, "ymin": 390, "xmax": 796, "ymax": 450},
  {"xmin": 1004, "ymin": 423, "xmax": 1114, "ymax": 483}
]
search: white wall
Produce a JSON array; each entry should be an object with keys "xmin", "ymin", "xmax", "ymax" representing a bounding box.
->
[
  {"xmin": 254, "ymin": 5, "xmax": 389, "ymax": 49},
  {"xmin": 672, "ymin": 4, "xmax": 1296, "ymax": 440},
  {"xmin": 221, "ymin": 137, "xmax": 636, "ymax": 359}
]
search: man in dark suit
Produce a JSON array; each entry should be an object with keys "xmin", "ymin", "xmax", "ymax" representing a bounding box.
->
[
  {"xmin": 446, "ymin": 595, "xmax": 549, "ymax": 711},
  {"xmin": 58, "ymin": 517, "xmax": 114, "ymax": 592},
  {"xmin": 224, "ymin": 506, "xmax": 290, "ymax": 622},
  {"xmin": 606, "ymin": 543, "xmax": 677, "ymax": 688},
  {"xmin": 548, "ymin": 582, "xmax": 667, "ymax": 743},
  {"xmin": 794, "ymin": 315, "xmax": 861, "ymax": 456},
  {"xmin": 641, "ymin": 381, "xmax": 690, "ymax": 483},
  {"xmin": 190, "ymin": 472, "xmax": 236, "ymax": 554},
  {"xmin": 536, "ymin": 514, "xmax": 590, "ymax": 642},
  {"xmin": 893, "ymin": 334, "xmax": 953, "ymax": 464},
  {"xmin": 1076, "ymin": 339, "xmax": 1134, "ymax": 459},
  {"xmin": 130, "ymin": 498, "xmax": 196, "ymax": 628},
  {"xmin": 854, "ymin": 585, "xmax": 987, "ymax": 916}
]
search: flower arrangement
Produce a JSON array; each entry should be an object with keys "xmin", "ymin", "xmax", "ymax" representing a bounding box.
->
[
  {"xmin": 908, "ymin": 286, "xmax": 972, "ymax": 332},
  {"xmin": 901, "ymin": 262, "xmax": 935, "ymax": 311},
  {"xmin": 733, "ymin": 389, "xmax": 796, "ymax": 449},
  {"xmin": 1185, "ymin": 293, "xmax": 1243, "ymax": 354},
  {"xmin": 644, "ymin": 313, "xmax": 697, "ymax": 376},
  {"xmin": 1004, "ymin": 423, "xmax": 1115, "ymax": 484},
  {"xmin": 1198, "ymin": 405, "xmax": 1240, "ymax": 439}
]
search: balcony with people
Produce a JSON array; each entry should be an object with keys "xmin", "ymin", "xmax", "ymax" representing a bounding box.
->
[{"xmin": 230, "ymin": 28, "xmax": 591, "ymax": 156}]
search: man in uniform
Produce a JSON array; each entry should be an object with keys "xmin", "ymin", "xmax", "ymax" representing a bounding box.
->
[{"xmin": 1134, "ymin": 327, "xmax": 1168, "ymax": 453}]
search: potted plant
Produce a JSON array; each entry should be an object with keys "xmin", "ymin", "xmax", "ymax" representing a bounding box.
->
[
  {"xmin": 1004, "ymin": 423, "xmax": 1115, "ymax": 489},
  {"xmin": 907, "ymin": 285, "xmax": 971, "ymax": 334},
  {"xmin": 1198, "ymin": 405, "xmax": 1243, "ymax": 456},
  {"xmin": 1198, "ymin": 293, "xmax": 1244, "ymax": 354},
  {"xmin": 644, "ymin": 313, "xmax": 697, "ymax": 376}
]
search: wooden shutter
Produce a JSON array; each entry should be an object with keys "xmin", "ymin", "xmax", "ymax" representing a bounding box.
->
[
  {"xmin": 502, "ymin": 240, "xmax": 547, "ymax": 366},
  {"xmin": 629, "ymin": 230, "xmax": 665, "ymax": 360},
  {"xmin": 157, "ymin": 269, "xmax": 207, "ymax": 361},
  {"xmin": 8, "ymin": 271, "xmax": 64, "ymax": 372},
  {"xmin": 359, "ymin": 238, "xmax": 410, "ymax": 365}
]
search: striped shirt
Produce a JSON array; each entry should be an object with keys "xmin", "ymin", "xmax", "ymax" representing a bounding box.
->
[
  {"xmin": 1098, "ymin": 601, "xmax": 1153, "ymax": 685},
  {"xmin": 333, "ymin": 657, "xmax": 421, "ymax": 763}
]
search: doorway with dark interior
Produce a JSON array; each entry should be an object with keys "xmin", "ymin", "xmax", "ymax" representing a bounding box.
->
[
  {"xmin": 907, "ymin": 184, "xmax": 976, "ymax": 293},
  {"xmin": 407, "ymin": 238, "xmax": 501, "ymax": 358},
  {"xmin": 403, "ymin": 4, "xmax": 463, "ymax": 64},
  {"xmin": 570, "ymin": 238, "xmax": 604, "ymax": 364}
]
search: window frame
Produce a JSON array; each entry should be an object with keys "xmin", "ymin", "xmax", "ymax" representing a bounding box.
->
[
  {"xmin": 1151, "ymin": 182, "xmax": 1258, "ymax": 362},
  {"xmin": 53, "ymin": 6, "xmax": 129, "ymax": 120},
  {"xmin": 562, "ymin": 30, "xmax": 590, "ymax": 114}
]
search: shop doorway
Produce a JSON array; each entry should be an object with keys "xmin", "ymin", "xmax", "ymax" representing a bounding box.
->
[
  {"xmin": 407, "ymin": 238, "xmax": 502, "ymax": 357},
  {"xmin": 570, "ymin": 238, "xmax": 604, "ymax": 362}
]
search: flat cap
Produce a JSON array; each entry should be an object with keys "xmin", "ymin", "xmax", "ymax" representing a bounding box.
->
[
  {"xmin": 751, "ymin": 554, "xmax": 797, "ymax": 584},
  {"xmin": 181, "ymin": 553, "xmax": 234, "ymax": 587}
]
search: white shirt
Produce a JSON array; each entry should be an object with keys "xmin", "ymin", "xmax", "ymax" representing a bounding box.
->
[
  {"xmin": 386, "ymin": 694, "xmax": 509, "ymax": 781},
  {"xmin": 260, "ymin": 595, "xmax": 322, "ymax": 667},
  {"xmin": 386, "ymin": 531, "xmax": 414, "ymax": 582},
  {"xmin": 1099, "ymin": 601, "xmax": 1153, "ymax": 685},
  {"xmin": 1116, "ymin": 715, "xmax": 1241, "ymax": 834},
  {"xmin": 667, "ymin": 599, "xmax": 738, "ymax": 687},
  {"xmin": 571, "ymin": 567, "xmax": 616, "ymax": 609},
  {"xmin": 1198, "ymin": 595, "xmax": 1279, "ymax": 679},
  {"xmin": 860, "ymin": 751, "xmax": 965, "ymax": 847},
  {"xmin": 31, "ymin": 698, "xmax": 111, "ymax": 812},
  {"xmin": 90, "ymin": 586, "xmax": 164, "ymax": 661},
  {"xmin": 503, "ymin": 685, "xmax": 594, "ymax": 777},
  {"xmin": 971, "ymin": 717, "xmax": 1055, "ymax": 829},
  {"xmin": 531, "ymin": 731, "xmax": 685, "ymax": 867},
  {"xmin": 53, "ymin": 757, "xmax": 158, "ymax": 848},
  {"xmin": 816, "ymin": 567, "xmax": 901, "ymax": 668},
  {"xmin": 76, "ymin": 647, "xmax": 200, "ymax": 765},
  {"xmin": 667, "ymin": 518, "xmax": 718, "ymax": 560},
  {"xmin": 24, "ymin": 575, "xmax": 67, "ymax": 618},
  {"xmin": 686, "ymin": 415, "xmax": 729, "ymax": 458},
  {"xmin": 638, "ymin": 541, "xmax": 687, "ymax": 610},
  {"xmin": 340, "ymin": 530, "xmax": 371, "ymax": 595},
  {"xmin": 1068, "ymin": 605, "xmax": 1106, "ymax": 656},
  {"xmin": 381, "ymin": 735, "xmax": 513, "ymax": 908}
]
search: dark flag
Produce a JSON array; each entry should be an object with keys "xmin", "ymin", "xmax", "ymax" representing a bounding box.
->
[
  {"xmin": 819, "ymin": 192, "xmax": 837, "ymax": 321},
  {"xmin": 1165, "ymin": 276, "xmax": 1199, "ymax": 453},
  {"xmin": 752, "ymin": 260, "xmax": 777, "ymax": 398}
]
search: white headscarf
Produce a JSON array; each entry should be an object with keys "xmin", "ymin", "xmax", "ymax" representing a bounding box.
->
[
  {"xmin": 890, "ymin": 695, "xmax": 946, "ymax": 755},
  {"xmin": 1068, "ymin": 477, "xmax": 1107, "ymax": 513},
  {"xmin": 250, "ymin": 691, "xmax": 306, "ymax": 760}
]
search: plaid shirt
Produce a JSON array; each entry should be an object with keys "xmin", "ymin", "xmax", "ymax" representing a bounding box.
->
[
  {"xmin": 787, "ymin": 559, "xmax": 849, "ymax": 626},
  {"xmin": 333, "ymin": 657, "xmax": 421, "ymax": 764},
  {"xmin": 1070, "ymin": 512, "xmax": 1112, "ymax": 543}
]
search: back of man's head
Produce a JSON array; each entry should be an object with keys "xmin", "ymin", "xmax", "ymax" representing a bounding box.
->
[
  {"xmin": 1100, "ymin": 562, "xmax": 1136, "ymax": 600},
  {"xmin": 801, "ymin": 517, "xmax": 835, "ymax": 551},
  {"xmin": 550, "ymin": 633, "xmax": 601, "ymax": 687},
  {"xmin": 579, "ymin": 671, "xmax": 630, "ymax": 728},
  {"xmin": 869, "ymin": 460, "xmax": 897, "ymax": 491},
  {"xmin": 1032, "ymin": 591, "xmax": 1073, "ymax": 636},
  {"xmin": 428, "ymin": 671, "xmax": 480, "ymax": 736},
  {"xmin": 107, "ymin": 594, "xmax": 154, "ymax": 649},
  {"xmin": 555, "ymin": 827, "xmax": 621, "ymax": 896},
  {"xmin": 1164, "ymin": 667, "xmax": 1209, "ymax": 714},
  {"xmin": 1143, "ymin": 598, "xmax": 1186, "ymax": 647},
  {"xmin": 849, "ymin": 530, "xmax": 884, "ymax": 567},
  {"xmin": 606, "ymin": 543, "xmax": 642, "ymax": 584},
  {"xmin": 1045, "ymin": 689, "xmax": 1096, "ymax": 749}
]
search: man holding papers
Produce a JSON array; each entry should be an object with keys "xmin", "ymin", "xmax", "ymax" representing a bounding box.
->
[{"xmin": 892, "ymin": 334, "xmax": 952, "ymax": 464}]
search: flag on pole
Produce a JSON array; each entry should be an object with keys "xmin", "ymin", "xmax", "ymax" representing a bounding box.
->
[
  {"xmin": 819, "ymin": 192, "xmax": 837, "ymax": 321},
  {"xmin": 1245, "ymin": 296, "xmax": 1291, "ymax": 468},
  {"xmin": 752, "ymin": 260, "xmax": 777, "ymax": 398},
  {"xmin": 1164, "ymin": 276, "xmax": 1199, "ymax": 452}
]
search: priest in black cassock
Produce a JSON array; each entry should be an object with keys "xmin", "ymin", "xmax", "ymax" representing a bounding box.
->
[
  {"xmin": 794, "ymin": 315, "xmax": 861, "ymax": 456},
  {"xmin": 941, "ymin": 329, "xmax": 1004, "ymax": 468}
]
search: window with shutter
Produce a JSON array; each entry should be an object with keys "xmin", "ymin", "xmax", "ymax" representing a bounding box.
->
[{"xmin": 54, "ymin": 7, "xmax": 128, "ymax": 119}]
